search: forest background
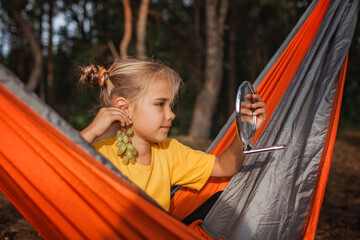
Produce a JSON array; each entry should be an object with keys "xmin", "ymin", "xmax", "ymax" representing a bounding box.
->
[
  {"xmin": 0, "ymin": 0, "xmax": 359, "ymax": 239},
  {"xmin": 1, "ymin": 0, "xmax": 359, "ymax": 138}
]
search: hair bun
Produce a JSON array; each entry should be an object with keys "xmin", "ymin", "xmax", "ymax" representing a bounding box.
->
[{"xmin": 79, "ymin": 64, "xmax": 105, "ymax": 87}]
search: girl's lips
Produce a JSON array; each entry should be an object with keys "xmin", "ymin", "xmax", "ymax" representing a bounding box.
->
[{"xmin": 162, "ymin": 126, "xmax": 171, "ymax": 131}]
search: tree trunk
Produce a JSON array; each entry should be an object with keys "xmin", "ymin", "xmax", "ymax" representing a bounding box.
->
[
  {"xmin": 108, "ymin": 40, "xmax": 119, "ymax": 59},
  {"xmin": 227, "ymin": 23, "xmax": 236, "ymax": 117},
  {"xmin": 12, "ymin": 10, "xmax": 42, "ymax": 91},
  {"xmin": 120, "ymin": 0, "xmax": 132, "ymax": 58},
  {"xmin": 136, "ymin": 0, "xmax": 150, "ymax": 59},
  {"xmin": 39, "ymin": 4, "xmax": 46, "ymax": 101},
  {"xmin": 191, "ymin": 0, "xmax": 204, "ymax": 90},
  {"xmin": 227, "ymin": 6, "xmax": 238, "ymax": 116},
  {"xmin": 189, "ymin": 0, "xmax": 229, "ymax": 138},
  {"xmin": 47, "ymin": 0, "xmax": 55, "ymax": 106}
]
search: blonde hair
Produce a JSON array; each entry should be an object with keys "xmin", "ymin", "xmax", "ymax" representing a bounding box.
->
[{"xmin": 79, "ymin": 58, "xmax": 183, "ymax": 107}]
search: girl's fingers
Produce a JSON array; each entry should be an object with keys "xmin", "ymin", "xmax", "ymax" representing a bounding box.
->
[
  {"xmin": 95, "ymin": 108, "xmax": 132, "ymax": 128},
  {"xmin": 241, "ymin": 101, "xmax": 252, "ymax": 109},
  {"xmin": 241, "ymin": 108, "xmax": 254, "ymax": 116},
  {"xmin": 83, "ymin": 107, "xmax": 134, "ymax": 142},
  {"xmin": 244, "ymin": 94, "xmax": 252, "ymax": 100},
  {"xmin": 251, "ymin": 93, "xmax": 263, "ymax": 102},
  {"xmin": 244, "ymin": 93, "xmax": 263, "ymax": 106},
  {"xmin": 251, "ymin": 101, "xmax": 265, "ymax": 109},
  {"xmin": 240, "ymin": 91, "xmax": 267, "ymax": 131},
  {"xmin": 250, "ymin": 94, "xmax": 265, "ymax": 112},
  {"xmin": 105, "ymin": 108, "xmax": 132, "ymax": 125},
  {"xmin": 241, "ymin": 96, "xmax": 265, "ymax": 115},
  {"xmin": 253, "ymin": 108, "xmax": 266, "ymax": 117},
  {"xmin": 240, "ymin": 102, "xmax": 254, "ymax": 116},
  {"xmin": 111, "ymin": 114, "xmax": 130, "ymax": 127}
]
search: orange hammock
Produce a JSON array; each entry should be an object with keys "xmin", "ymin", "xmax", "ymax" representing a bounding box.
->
[
  {"xmin": 0, "ymin": 84, "xmax": 204, "ymax": 239},
  {"xmin": 0, "ymin": 0, "xmax": 358, "ymax": 239}
]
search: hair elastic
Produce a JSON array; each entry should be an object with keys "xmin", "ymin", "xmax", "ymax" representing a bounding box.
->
[{"xmin": 98, "ymin": 68, "xmax": 107, "ymax": 87}]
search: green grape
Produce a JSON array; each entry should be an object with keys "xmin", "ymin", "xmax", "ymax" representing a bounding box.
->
[
  {"xmin": 129, "ymin": 156, "xmax": 136, "ymax": 164},
  {"xmin": 126, "ymin": 143, "xmax": 134, "ymax": 151},
  {"xmin": 122, "ymin": 135, "xmax": 129, "ymax": 143},
  {"xmin": 122, "ymin": 156, "xmax": 129, "ymax": 165},
  {"xmin": 126, "ymin": 128, "xmax": 133, "ymax": 136},
  {"xmin": 120, "ymin": 143, "xmax": 127, "ymax": 152},
  {"xmin": 117, "ymin": 143, "xmax": 126, "ymax": 155},
  {"xmin": 126, "ymin": 149, "xmax": 133, "ymax": 158},
  {"xmin": 117, "ymin": 148, "xmax": 124, "ymax": 156},
  {"xmin": 116, "ymin": 129, "xmax": 137, "ymax": 165}
]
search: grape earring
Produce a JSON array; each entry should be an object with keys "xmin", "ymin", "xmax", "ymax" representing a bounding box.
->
[{"xmin": 115, "ymin": 128, "xmax": 137, "ymax": 165}]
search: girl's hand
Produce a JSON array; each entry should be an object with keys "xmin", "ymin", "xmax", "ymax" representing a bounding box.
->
[
  {"xmin": 241, "ymin": 91, "xmax": 266, "ymax": 131},
  {"xmin": 211, "ymin": 90, "xmax": 266, "ymax": 177},
  {"xmin": 80, "ymin": 107, "xmax": 132, "ymax": 143}
]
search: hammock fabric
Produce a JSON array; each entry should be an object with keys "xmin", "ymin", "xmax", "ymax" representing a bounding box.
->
[
  {"xmin": 172, "ymin": 0, "xmax": 357, "ymax": 235},
  {"xmin": 174, "ymin": 0, "xmax": 357, "ymax": 239},
  {"xmin": 0, "ymin": 0, "xmax": 358, "ymax": 239}
]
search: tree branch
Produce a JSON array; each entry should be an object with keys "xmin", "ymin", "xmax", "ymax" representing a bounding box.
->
[
  {"xmin": 107, "ymin": 39, "xmax": 119, "ymax": 59},
  {"xmin": 120, "ymin": 0, "xmax": 132, "ymax": 58},
  {"xmin": 12, "ymin": 10, "xmax": 42, "ymax": 91},
  {"xmin": 136, "ymin": 0, "xmax": 150, "ymax": 59}
]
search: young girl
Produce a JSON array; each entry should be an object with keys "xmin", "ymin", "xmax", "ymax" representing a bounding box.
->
[{"xmin": 79, "ymin": 58, "xmax": 266, "ymax": 212}]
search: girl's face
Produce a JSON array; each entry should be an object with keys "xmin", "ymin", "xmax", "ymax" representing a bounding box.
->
[{"xmin": 130, "ymin": 77, "xmax": 176, "ymax": 144}]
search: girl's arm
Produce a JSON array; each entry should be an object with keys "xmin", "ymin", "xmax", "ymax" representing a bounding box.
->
[
  {"xmin": 80, "ymin": 107, "xmax": 132, "ymax": 143},
  {"xmin": 211, "ymin": 93, "xmax": 266, "ymax": 177}
]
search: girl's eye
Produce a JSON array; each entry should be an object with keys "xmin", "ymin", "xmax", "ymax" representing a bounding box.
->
[{"xmin": 156, "ymin": 102, "xmax": 165, "ymax": 107}]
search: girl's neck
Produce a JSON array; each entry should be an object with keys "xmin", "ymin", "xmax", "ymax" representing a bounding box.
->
[{"xmin": 131, "ymin": 135, "xmax": 152, "ymax": 166}]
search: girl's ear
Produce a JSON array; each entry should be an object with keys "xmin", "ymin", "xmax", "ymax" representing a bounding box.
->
[{"xmin": 113, "ymin": 97, "xmax": 130, "ymax": 113}]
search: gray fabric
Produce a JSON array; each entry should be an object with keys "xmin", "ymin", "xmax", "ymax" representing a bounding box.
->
[
  {"xmin": 0, "ymin": 64, "xmax": 161, "ymax": 208},
  {"xmin": 202, "ymin": 0, "xmax": 359, "ymax": 239}
]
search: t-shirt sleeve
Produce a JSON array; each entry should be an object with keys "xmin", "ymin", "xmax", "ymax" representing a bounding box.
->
[
  {"xmin": 92, "ymin": 140, "xmax": 108, "ymax": 154},
  {"xmin": 92, "ymin": 139, "xmax": 117, "ymax": 163},
  {"xmin": 165, "ymin": 139, "xmax": 216, "ymax": 190}
]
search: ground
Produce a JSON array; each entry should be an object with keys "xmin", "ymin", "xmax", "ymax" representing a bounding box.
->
[
  {"xmin": 315, "ymin": 131, "xmax": 360, "ymax": 239},
  {"xmin": 0, "ymin": 132, "xmax": 359, "ymax": 240}
]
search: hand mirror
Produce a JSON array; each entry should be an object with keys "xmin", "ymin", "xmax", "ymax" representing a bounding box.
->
[{"xmin": 235, "ymin": 81, "xmax": 287, "ymax": 154}]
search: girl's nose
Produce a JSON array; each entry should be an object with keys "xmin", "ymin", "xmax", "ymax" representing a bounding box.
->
[{"xmin": 167, "ymin": 108, "xmax": 175, "ymax": 121}]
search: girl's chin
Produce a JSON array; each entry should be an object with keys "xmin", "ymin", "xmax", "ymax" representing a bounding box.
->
[
  {"xmin": 146, "ymin": 135, "xmax": 168, "ymax": 144},
  {"xmin": 157, "ymin": 136, "xmax": 168, "ymax": 142},
  {"xmin": 155, "ymin": 134, "xmax": 168, "ymax": 143}
]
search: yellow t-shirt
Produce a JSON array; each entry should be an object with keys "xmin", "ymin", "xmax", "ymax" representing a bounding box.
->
[{"xmin": 93, "ymin": 138, "xmax": 216, "ymax": 211}]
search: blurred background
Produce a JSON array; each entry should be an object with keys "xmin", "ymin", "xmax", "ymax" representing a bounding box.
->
[{"xmin": 0, "ymin": 0, "xmax": 359, "ymax": 239}]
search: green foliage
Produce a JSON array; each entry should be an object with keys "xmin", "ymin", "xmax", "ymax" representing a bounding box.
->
[{"xmin": 67, "ymin": 87, "xmax": 99, "ymax": 130}]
